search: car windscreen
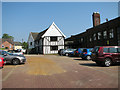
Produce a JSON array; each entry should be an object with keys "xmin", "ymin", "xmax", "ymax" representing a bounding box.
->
[{"xmin": 92, "ymin": 47, "xmax": 99, "ymax": 53}]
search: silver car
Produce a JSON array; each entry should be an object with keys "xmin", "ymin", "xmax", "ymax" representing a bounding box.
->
[{"xmin": 0, "ymin": 50, "xmax": 26, "ymax": 65}]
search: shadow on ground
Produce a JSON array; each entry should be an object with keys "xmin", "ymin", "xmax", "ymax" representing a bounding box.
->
[
  {"xmin": 79, "ymin": 63, "xmax": 101, "ymax": 67},
  {"xmin": 74, "ymin": 58, "xmax": 89, "ymax": 61},
  {"xmin": 79, "ymin": 63, "xmax": 120, "ymax": 67},
  {"xmin": 5, "ymin": 63, "xmax": 24, "ymax": 66}
]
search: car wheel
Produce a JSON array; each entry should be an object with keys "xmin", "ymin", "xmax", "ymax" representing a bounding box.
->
[
  {"xmin": 66, "ymin": 53, "xmax": 68, "ymax": 56},
  {"xmin": 104, "ymin": 58, "xmax": 112, "ymax": 67},
  {"xmin": 86, "ymin": 56, "xmax": 91, "ymax": 60},
  {"xmin": 12, "ymin": 59, "xmax": 20, "ymax": 65}
]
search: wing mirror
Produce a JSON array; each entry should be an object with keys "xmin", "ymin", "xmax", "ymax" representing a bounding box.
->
[{"xmin": 3, "ymin": 53, "xmax": 8, "ymax": 56}]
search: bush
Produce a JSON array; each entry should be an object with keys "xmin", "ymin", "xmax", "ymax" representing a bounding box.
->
[{"xmin": 5, "ymin": 47, "xmax": 8, "ymax": 49}]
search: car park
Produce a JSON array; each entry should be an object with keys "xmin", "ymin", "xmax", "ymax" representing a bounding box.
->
[
  {"xmin": 81, "ymin": 48, "xmax": 93, "ymax": 60},
  {"xmin": 0, "ymin": 50, "xmax": 26, "ymax": 65},
  {"xmin": 91, "ymin": 46, "xmax": 120, "ymax": 67},
  {"xmin": 62, "ymin": 49, "xmax": 76, "ymax": 56},
  {"xmin": 0, "ymin": 55, "xmax": 6, "ymax": 68}
]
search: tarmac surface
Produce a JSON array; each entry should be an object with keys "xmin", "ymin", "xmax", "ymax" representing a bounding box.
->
[{"xmin": 1, "ymin": 55, "xmax": 119, "ymax": 88}]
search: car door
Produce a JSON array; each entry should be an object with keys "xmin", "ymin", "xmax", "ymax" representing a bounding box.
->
[{"xmin": 109, "ymin": 47, "xmax": 119, "ymax": 62}]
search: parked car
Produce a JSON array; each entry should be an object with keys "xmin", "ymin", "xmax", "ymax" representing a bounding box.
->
[
  {"xmin": 91, "ymin": 46, "xmax": 120, "ymax": 67},
  {"xmin": 0, "ymin": 50, "xmax": 26, "ymax": 65},
  {"xmin": 81, "ymin": 48, "xmax": 93, "ymax": 60},
  {"xmin": 8, "ymin": 50, "xmax": 23, "ymax": 55},
  {"xmin": 62, "ymin": 49, "xmax": 76, "ymax": 56},
  {"xmin": 58, "ymin": 49, "xmax": 64, "ymax": 56},
  {"xmin": 0, "ymin": 55, "xmax": 6, "ymax": 68},
  {"xmin": 69, "ymin": 48, "xmax": 84, "ymax": 57},
  {"xmin": 17, "ymin": 49, "xmax": 26, "ymax": 54}
]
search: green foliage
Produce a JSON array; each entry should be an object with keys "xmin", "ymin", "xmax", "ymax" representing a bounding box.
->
[
  {"xmin": 5, "ymin": 47, "xmax": 8, "ymax": 49},
  {"xmin": 2, "ymin": 33, "xmax": 14, "ymax": 40},
  {"xmin": 0, "ymin": 48, "xmax": 5, "ymax": 50},
  {"xmin": 22, "ymin": 42, "xmax": 28, "ymax": 49}
]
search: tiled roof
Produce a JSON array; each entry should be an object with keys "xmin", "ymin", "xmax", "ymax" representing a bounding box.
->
[
  {"xmin": 14, "ymin": 42, "xmax": 22, "ymax": 46},
  {"xmin": 31, "ymin": 32, "xmax": 39, "ymax": 40},
  {"xmin": 35, "ymin": 28, "xmax": 49, "ymax": 41},
  {"xmin": 0, "ymin": 38, "xmax": 14, "ymax": 45}
]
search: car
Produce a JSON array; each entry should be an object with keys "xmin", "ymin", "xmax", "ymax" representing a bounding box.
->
[
  {"xmin": 62, "ymin": 49, "xmax": 76, "ymax": 56},
  {"xmin": 0, "ymin": 55, "xmax": 6, "ymax": 68},
  {"xmin": 17, "ymin": 49, "xmax": 26, "ymax": 54},
  {"xmin": 58, "ymin": 49, "xmax": 64, "ymax": 56},
  {"xmin": 0, "ymin": 50, "xmax": 26, "ymax": 65},
  {"xmin": 81, "ymin": 48, "xmax": 93, "ymax": 60},
  {"xmin": 8, "ymin": 50, "xmax": 23, "ymax": 55},
  {"xmin": 70, "ymin": 48, "xmax": 84, "ymax": 57},
  {"xmin": 91, "ymin": 46, "xmax": 120, "ymax": 67}
]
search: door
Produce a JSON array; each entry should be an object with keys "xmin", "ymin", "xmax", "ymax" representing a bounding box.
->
[{"xmin": 109, "ymin": 48, "xmax": 119, "ymax": 62}]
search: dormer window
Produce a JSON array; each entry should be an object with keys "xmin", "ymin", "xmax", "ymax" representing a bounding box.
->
[{"xmin": 50, "ymin": 37, "xmax": 57, "ymax": 41}]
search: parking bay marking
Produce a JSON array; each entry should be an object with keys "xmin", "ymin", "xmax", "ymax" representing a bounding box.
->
[{"xmin": 2, "ymin": 66, "xmax": 17, "ymax": 82}]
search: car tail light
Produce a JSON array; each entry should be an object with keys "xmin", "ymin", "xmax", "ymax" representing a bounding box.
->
[
  {"xmin": 3, "ymin": 58, "xmax": 5, "ymax": 61},
  {"xmin": 83, "ymin": 52, "xmax": 87, "ymax": 54},
  {"xmin": 76, "ymin": 51, "xmax": 78, "ymax": 53}
]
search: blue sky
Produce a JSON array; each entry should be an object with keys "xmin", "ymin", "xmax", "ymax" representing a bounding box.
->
[{"xmin": 2, "ymin": 2, "xmax": 118, "ymax": 42}]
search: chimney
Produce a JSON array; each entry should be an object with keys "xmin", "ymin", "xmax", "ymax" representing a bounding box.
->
[
  {"xmin": 92, "ymin": 12, "xmax": 100, "ymax": 27},
  {"xmin": 106, "ymin": 18, "xmax": 108, "ymax": 22}
]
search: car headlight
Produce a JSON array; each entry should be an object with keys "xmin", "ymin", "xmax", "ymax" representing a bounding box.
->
[{"xmin": 0, "ymin": 59, "xmax": 2, "ymax": 62}]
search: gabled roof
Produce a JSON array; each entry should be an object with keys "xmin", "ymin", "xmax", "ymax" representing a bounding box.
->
[
  {"xmin": 31, "ymin": 32, "xmax": 39, "ymax": 40},
  {"xmin": 35, "ymin": 28, "xmax": 48, "ymax": 41},
  {"xmin": 42, "ymin": 22, "xmax": 66, "ymax": 38},
  {"xmin": 0, "ymin": 38, "xmax": 14, "ymax": 45},
  {"xmin": 14, "ymin": 42, "xmax": 22, "ymax": 46}
]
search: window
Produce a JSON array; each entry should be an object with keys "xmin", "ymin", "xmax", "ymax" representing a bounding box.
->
[
  {"xmin": 103, "ymin": 31, "xmax": 107, "ymax": 39},
  {"xmin": 103, "ymin": 48, "xmax": 109, "ymax": 53},
  {"xmin": 117, "ymin": 27, "xmax": 120, "ymax": 45},
  {"xmin": 109, "ymin": 29, "xmax": 114, "ymax": 38},
  {"xmin": 109, "ymin": 48, "xmax": 117, "ymax": 53},
  {"xmin": 50, "ymin": 37, "xmax": 57, "ymax": 41},
  {"xmin": 10, "ymin": 45, "xmax": 11, "ymax": 48},
  {"xmin": 81, "ymin": 38, "xmax": 83, "ymax": 42},
  {"xmin": 50, "ymin": 46, "xmax": 58, "ymax": 51},
  {"xmin": 90, "ymin": 37, "xmax": 92, "ymax": 42},
  {"xmin": 118, "ymin": 48, "xmax": 120, "ymax": 53},
  {"xmin": 98, "ymin": 32, "xmax": 101, "ymax": 40},
  {"xmin": 93, "ymin": 34, "xmax": 96, "ymax": 40},
  {"xmin": 2, "ymin": 45, "xmax": 4, "ymax": 48},
  {"xmin": 30, "ymin": 42, "xmax": 32, "ymax": 45}
]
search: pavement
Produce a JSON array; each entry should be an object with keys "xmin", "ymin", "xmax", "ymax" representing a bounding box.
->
[{"xmin": 1, "ymin": 55, "xmax": 119, "ymax": 88}]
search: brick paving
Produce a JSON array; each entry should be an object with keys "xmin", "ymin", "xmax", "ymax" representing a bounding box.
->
[{"xmin": 1, "ymin": 55, "xmax": 119, "ymax": 88}]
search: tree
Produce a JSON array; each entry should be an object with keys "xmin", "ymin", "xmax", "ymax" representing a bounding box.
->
[
  {"xmin": 2, "ymin": 33, "xmax": 14, "ymax": 40},
  {"xmin": 22, "ymin": 42, "xmax": 28, "ymax": 49}
]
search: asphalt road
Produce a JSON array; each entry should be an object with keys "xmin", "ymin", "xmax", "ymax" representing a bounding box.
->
[{"xmin": 1, "ymin": 55, "xmax": 119, "ymax": 88}]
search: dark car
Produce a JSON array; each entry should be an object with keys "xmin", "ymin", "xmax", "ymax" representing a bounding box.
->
[
  {"xmin": 0, "ymin": 50, "xmax": 26, "ymax": 65},
  {"xmin": 61, "ymin": 49, "xmax": 76, "ymax": 56},
  {"xmin": 58, "ymin": 49, "xmax": 64, "ymax": 56},
  {"xmin": 91, "ymin": 46, "xmax": 120, "ymax": 67},
  {"xmin": 81, "ymin": 48, "xmax": 93, "ymax": 60}
]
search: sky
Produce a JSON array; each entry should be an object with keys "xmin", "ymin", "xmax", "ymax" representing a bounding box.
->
[{"xmin": 2, "ymin": 2, "xmax": 118, "ymax": 42}]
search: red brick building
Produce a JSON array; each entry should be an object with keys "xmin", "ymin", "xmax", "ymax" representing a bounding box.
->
[
  {"xmin": 0, "ymin": 39, "xmax": 14, "ymax": 50},
  {"xmin": 65, "ymin": 13, "xmax": 120, "ymax": 49}
]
